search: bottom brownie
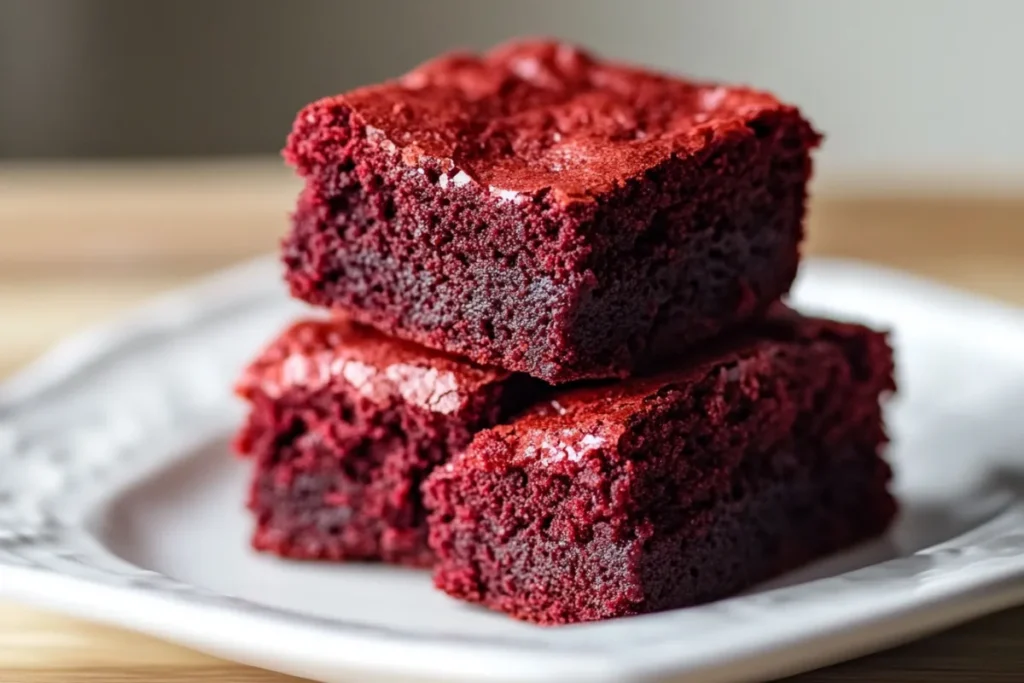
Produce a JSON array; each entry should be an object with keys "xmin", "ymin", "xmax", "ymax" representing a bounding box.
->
[
  {"xmin": 234, "ymin": 317, "xmax": 540, "ymax": 567},
  {"xmin": 423, "ymin": 310, "xmax": 897, "ymax": 624}
]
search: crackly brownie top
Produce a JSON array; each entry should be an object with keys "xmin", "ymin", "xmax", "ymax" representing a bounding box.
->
[
  {"xmin": 237, "ymin": 318, "xmax": 511, "ymax": 414},
  {"xmin": 289, "ymin": 39, "xmax": 803, "ymax": 202},
  {"xmin": 453, "ymin": 310, "xmax": 892, "ymax": 472},
  {"xmin": 460, "ymin": 341, "xmax": 779, "ymax": 472}
]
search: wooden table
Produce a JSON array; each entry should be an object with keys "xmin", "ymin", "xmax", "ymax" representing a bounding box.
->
[{"xmin": 2, "ymin": 162, "xmax": 1023, "ymax": 682}]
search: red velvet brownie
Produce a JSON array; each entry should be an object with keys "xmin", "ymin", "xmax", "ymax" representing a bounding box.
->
[
  {"xmin": 233, "ymin": 317, "xmax": 540, "ymax": 567},
  {"xmin": 424, "ymin": 311, "xmax": 896, "ymax": 623},
  {"xmin": 283, "ymin": 39, "xmax": 821, "ymax": 383}
]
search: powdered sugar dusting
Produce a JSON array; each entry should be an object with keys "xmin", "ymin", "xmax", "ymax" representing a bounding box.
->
[
  {"xmin": 489, "ymin": 186, "xmax": 522, "ymax": 203},
  {"xmin": 524, "ymin": 430, "xmax": 607, "ymax": 465}
]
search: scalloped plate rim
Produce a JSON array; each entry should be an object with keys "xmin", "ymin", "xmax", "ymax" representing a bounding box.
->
[{"xmin": 1, "ymin": 256, "xmax": 1023, "ymax": 683}]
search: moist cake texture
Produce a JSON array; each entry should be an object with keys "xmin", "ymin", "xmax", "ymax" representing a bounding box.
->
[
  {"xmin": 234, "ymin": 317, "xmax": 540, "ymax": 566},
  {"xmin": 283, "ymin": 39, "xmax": 821, "ymax": 382},
  {"xmin": 423, "ymin": 310, "xmax": 896, "ymax": 623}
]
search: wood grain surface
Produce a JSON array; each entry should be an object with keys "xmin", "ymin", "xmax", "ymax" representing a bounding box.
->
[{"xmin": 1, "ymin": 161, "xmax": 1023, "ymax": 682}]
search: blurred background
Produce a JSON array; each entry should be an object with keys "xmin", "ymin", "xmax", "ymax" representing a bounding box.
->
[
  {"xmin": 3, "ymin": 0, "xmax": 1024, "ymax": 371},
  {"xmin": 5, "ymin": 0, "xmax": 1024, "ymax": 183},
  {"xmin": 1, "ymin": 0, "xmax": 1024, "ymax": 351},
  {"xmin": 2, "ymin": 1, "xmax": 1024, "ymax": 680},
  {"xmin": 5, "ymin": 0, "xmax": 1024, "ymax": 370}
]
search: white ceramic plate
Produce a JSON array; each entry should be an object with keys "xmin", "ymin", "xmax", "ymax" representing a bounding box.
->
[{"xmin": 2, "ymin": 257, "xmax": 1024, "ymax": 683}]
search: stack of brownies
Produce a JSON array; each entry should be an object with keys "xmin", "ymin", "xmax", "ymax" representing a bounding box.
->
[{"xmin": 234, "ymin": 40, "xmax": 897, "ymax": 625}]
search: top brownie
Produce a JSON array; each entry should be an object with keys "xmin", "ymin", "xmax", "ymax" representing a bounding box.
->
[{"xmin": 284, "ymin": 39, "xmax": 820, "ymax": 383}]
